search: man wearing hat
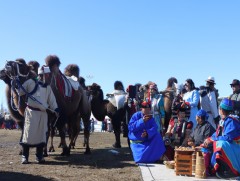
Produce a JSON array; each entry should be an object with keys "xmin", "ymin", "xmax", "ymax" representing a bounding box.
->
[
  {"xmin": 203, "ymin": 98, "xmax": 240, "ymax": 179},
  {"xmin": 128, "ymin": 101, "xmax": 166, "ymax": 163},
  {"xmin": 38, "ymin": 66, "xmax": 51, "ymax": 82},
  {"xmin": 229, "ymin": 79, "xmax": 240, "ymax": 117}
]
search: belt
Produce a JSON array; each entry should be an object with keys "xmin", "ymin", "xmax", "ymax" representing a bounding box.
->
[
  {"xmin": 130, "ymin": 140, "xmax": 143, "ymax": 144},
  {"xmin": 27, "ymin": 105, "xmax": 41, "ymax": 111},
  {"xmin": 207, "ymin": 111, "xmax": 212, "ymax": 114}
]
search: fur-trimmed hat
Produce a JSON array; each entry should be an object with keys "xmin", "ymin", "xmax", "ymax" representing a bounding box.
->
[{"xmin": 140, "ymin": 101, "xmax": 151, "ymax": 109}]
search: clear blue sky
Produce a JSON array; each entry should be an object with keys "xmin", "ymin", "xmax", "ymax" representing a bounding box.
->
[{"xmin": 0, "ymin": 1, "xmax": 239, "ymax": 108}]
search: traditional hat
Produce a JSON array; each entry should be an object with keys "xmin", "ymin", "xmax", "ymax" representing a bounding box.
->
[
  {"xmin": 196, "ymin": 109, "xmax": 209, "ymax": 120},
  {"xmin": 38, "ymin": 66, "xmax": 50, "ymax": 75},
  {"xmin": 206, "ymin": 76, "xmax": 215, "ymax": 84},
  {"xmin": 220, "ymin": 98, "xmax": 233, "ymax": 111},
  {"xmin": 230, "ymin": 79, "xmax": 240, "ymax": 86},
  {"xmin": 140, "ymin": 101, "xmax": 151, "ymax": 109},
  {"xmin": 149, "ymin": 83, "xmax": 158, "ymax": 91}
]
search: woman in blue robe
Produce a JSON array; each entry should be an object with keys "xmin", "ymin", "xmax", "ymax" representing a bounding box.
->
[
  {"xmin": 203, "ymin": 98, "xmax": 240, "ymax": 179},
  {"xmin": 183, "ymin": 79, "xmax": 200, "ymax": 129},
  {"xmin": 128, "ymin": 101, "xmax": 166, "ymax": 163}
]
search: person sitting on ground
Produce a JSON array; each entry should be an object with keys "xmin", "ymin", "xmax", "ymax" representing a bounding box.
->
[
  {"xmin": 187, "ymin": 109, "xmax": 215, "ymax": 176},
  {"xmin": 203, "ymin": 98, "xmax": 240, "ymax": 179},
  {"xmin": 128, "ymin": 101, "xmax": 166, "ymax": 163}
]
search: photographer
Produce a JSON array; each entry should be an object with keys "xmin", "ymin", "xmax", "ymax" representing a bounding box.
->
[{"xmin": 128, "ymin": 101, "xmax": 165, "ymax": 163}]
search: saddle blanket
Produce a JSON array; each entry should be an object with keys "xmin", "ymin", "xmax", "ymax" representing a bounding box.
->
[
  {"xmin": 108, "ymin": 90, "xmax": 127, "ymax": 110},
  {"xmin": 66, "ymin": 75, "xmax": 80, "ymax": 91}
]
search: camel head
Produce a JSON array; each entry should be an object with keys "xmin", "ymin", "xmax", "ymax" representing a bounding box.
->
[
  {"xmin": 2, "ymin": 59, "xmax": 37, "ymax": 86},
  {"xmin": 4, "ymin": 59, "xmax": 30, "ymax": 80},
  {"xmin": 0, "ymin": 67, "xmax": 11, "ymax": 85},
  {"xmin": 87, "ymin": 83, "xmax": 104, "ymax": 101},
  {"xmin": 167, "ymin": 77, "xmax": 178, "ymax": 89}
]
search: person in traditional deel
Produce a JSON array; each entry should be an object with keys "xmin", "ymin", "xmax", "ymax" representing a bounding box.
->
[
  {"xmin": 128, "ymin": 101, "xmax": 166, "ymax": 163},
  {"xmin": 164, "ymin": 103, "xmax": 193, "ymax": 160},
  {"xmin": 203, "ymin": 98, "xmax": 240, "ymax": 179},
  {"xmin": 148, "ymin": 83, "xmax": 165, "ymax": 134},
  {"xmin": 187, "ymin": 109, "xmax": 215, "ymax": 176}
]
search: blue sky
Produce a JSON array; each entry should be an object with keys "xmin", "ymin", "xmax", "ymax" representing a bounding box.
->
[{"xmin": 0, "ymin": 1, "xmax": 239, "ymax": 108}]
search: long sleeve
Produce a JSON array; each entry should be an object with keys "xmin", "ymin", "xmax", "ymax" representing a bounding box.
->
[
  {"xmin": 211, "ymin": 118, "xmax": 240, "ymax": 142},
  {"xmin": 128, "ymin": 114, "xmax": 145, "ymax": 133},
  {"xmin": 189, "ymin": 90, "xmax": 200, "ymax": 107},
  {"xmin": 208, "ymin": 91, "xmax": 219, "ymax": 118},
  {"xmin": 47, "ymin": 85, "xmax": 58, "ymax": 111},
  {"xmin": 158, "ymin": 94, "xmax": 165, "ymax": 117}
]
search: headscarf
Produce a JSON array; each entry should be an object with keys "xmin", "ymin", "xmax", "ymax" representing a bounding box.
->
[{"xmin": 196, "ymin": 109, "xmax": 209, "ymax": 120}]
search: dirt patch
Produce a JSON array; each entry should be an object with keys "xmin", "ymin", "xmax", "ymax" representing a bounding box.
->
[{"xmin": 0, "ymin": 129, "xmax": 141, "ymax": 181}]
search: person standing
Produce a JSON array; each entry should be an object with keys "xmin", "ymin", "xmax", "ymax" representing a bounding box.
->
[
  {"xmin": 229, "ymin": 79, "xmax": 240, "ymax": 117},
  {"xmin": 148, "ymin": 83, "xmax": 165, "ymax": 134},
  {"xmin": 206, "ymin": 76, "xmax": 219, "ymax": 105},
  {"xmin": 183, "ymin": 79, "xmax": 200, "ymax": 129},
  {"xmin": 205, "ymin": 76, "xmax": 220, "ymax": 127},
  {"xmin": 128, "ymin": 101, "xmax": 165, "ymax": 163},
  {"xmin": 19, "ymin": 78, "xmax": 59, "ymax": 164},
  {"xmin": 199, "ymin": 85, "xmax": 219, "ymax": 129}
]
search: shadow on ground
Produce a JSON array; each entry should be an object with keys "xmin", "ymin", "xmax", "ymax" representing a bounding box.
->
[{"xmin": 0, "ymin": 171, "xmax": 53, "ymax": 181}]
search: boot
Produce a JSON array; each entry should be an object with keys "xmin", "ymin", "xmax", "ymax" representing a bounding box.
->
[{"xmin": 36, "ymin": 146, "xmax": 45, "ymax": 163}]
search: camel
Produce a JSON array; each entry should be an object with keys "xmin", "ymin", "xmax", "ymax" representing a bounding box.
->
[
  {"xmin": 0, "ymin": 58, "xmax": 91, "ymax": 156},
  {"xmin": 88, "ymin": 83, "xmax": 127, "ymax": 148},
  {"xmin": 161, "ymin": 77, "xmax": 178, "ymax": 131},
  {"xmin": 44, "ymin": 55, "xmax": 91, "ymax": 154}
]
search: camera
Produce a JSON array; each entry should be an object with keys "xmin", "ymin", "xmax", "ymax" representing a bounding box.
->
[{"xmin": 163, "ymin": 137, "xmax": 172, "ymax": 146}]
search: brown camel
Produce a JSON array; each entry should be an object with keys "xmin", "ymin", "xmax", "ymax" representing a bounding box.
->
[
  {"xmin": 45, "ymin": 56, "xmax": 91, "ymax": 154},
  {"xmin": 161, "ymin": 77, "xmax": 178, "ymax": 131}
]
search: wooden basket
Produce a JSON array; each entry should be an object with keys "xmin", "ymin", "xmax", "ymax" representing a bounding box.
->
[
  {"xmin": 164, "ymin": 161, "xmax": 175, "ymax": 169},
  {"xmin": 175, "ymin": 150, "xmax": 194, "ymax": 176}
]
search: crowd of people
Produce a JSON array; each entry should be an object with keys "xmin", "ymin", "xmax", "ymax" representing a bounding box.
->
[
  {"xmin": 126, "ymin": 76, "xmax": 240, "ymax": 179},
  {"xmin": 1, "ymin": 57, "xmax": 240, "ymax": 179}
]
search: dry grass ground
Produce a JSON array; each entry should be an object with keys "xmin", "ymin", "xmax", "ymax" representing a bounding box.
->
[{"xmin": 0, "ymin": 129, "xmax": 141, "ymax": 181}]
